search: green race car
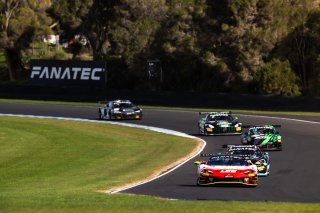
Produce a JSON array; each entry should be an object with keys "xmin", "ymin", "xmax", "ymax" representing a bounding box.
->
[
  {"xmin": 241, "ymin": 125, "xmax": 282, "ymax": 151},
  {"xmin": 198, "ymin": 112, "xmax": 242, "ymax": 135}
]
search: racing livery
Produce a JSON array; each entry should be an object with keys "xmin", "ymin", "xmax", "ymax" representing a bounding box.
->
[
  {"xmin": 198, "ymin": 112, "xmax": 242, "ymax": 135},
  {"xmin": 224, "ymin": 145, "xmax": 270, "ymax": 176},
  {"xmin": 194, "ymin": 155, "xmax": 258, "ymax": 186},
  {"xmin": 241, "ymin": 125, "xmax": 282, "ymax": 151},
  {"xmin": 98, "ymin": 99, "xmax": 142, "ymax": 120}
]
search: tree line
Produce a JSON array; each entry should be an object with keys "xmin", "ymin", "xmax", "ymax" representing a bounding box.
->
[{"xmin": 1, "ymin": 0, "xmax": 320, "ymax": 96}]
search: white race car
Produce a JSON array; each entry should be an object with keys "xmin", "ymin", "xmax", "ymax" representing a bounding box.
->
[{"xmin": 98, "ymin": 99, "xmax": 142, "ymax": 120}]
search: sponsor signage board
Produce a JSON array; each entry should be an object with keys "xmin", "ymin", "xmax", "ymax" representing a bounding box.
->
[{"xmin": 30, "ymin": 59, "xmax": 106, "ymax": 87}]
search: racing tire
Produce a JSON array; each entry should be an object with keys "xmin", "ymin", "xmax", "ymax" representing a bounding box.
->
[
  {"xmin": 98, "ymin": 109, "xmax": 103, "ymax": 120},
  {"xmin": 108, "ymin": 111, "xmax": 113, "ymax": 120},
  {"xmin": 198, "ymin": 128, "xmax": 203, "ymax": 136},
  {"xmin": 203, "ymin": 129, "xmax": 208, "ymax": 136},
  {"xmin": 196, "ymin": 177, "xmax": 203, "ymax": 186}
]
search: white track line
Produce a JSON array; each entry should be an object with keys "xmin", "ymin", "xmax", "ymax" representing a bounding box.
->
[{"xmin": 239, "ymin": 114, "xmax": 320, "ymax": 125}]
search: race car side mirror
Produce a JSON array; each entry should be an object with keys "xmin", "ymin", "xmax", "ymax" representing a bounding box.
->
[{"xmin": 194, "ymin": 161, "xmax": 206, "ymax": 165}]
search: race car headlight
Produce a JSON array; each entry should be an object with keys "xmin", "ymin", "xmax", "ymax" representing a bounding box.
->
[
  {"xmin": 202, "ymin": 169, "xmax": 213, "ymax": 174},
  {"xmin": 259, "ymin": 159, "xmax": 266, "ymax": 165},
  {"xmin": 207, "ymin": 124, "xmax": 214, "ymax": 128}
]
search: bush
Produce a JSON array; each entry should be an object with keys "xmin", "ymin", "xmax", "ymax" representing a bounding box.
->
[{"xmin": 254, "ymin": 59, "xmax": 301, "ymax": 96}]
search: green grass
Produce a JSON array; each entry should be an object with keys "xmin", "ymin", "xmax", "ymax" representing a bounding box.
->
[
  {"xmin": 0, "ymin": 116, "xmax": 196, "ymax": 212},
  {"xmin": 0, "ymin": 98, "xmax": 319, "ymax": 116},
  {"xmin": 0, "ymin": 116, "xmax": 319, "ymax": 213}
]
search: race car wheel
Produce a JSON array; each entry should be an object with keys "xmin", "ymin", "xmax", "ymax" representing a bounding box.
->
[
  {"xmin": 108, "ymin": 111, "xmax": 113, "ymax": 120},
  {"xmin": 199, "ymin": 128, "xmax": 203, "ymax": 136},
  {"xmin": 98, "ymin": 109, "xmax": 103, "ymax": 120},
  {"xmin": 196, "ymin": 177, "xmax": 203, "ymax": 186},
  {"xmin": 277, "ymin": 143, "xmax": 282, "ymax": 151},
  {"xmin": 203, "ymin": 129, "xmax": 207, "ymax": 136}
]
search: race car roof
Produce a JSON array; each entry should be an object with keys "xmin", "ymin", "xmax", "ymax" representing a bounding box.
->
[
  {"xmin": 208, "ymin": 155, "xmax": 246, "ymax": 160},
  {"xmin": 248, "ymin": 125, "xmax": 280, "ymax": 129},
  {"xmin": 199, "ymin": 112, "xmax": 231, "ymax": 116},
  {"xmin": 113, "ymin": 99, "xmax": 131, "ymax": 103},
  {"xmin": 226, "ymin": 145, "xmax": 258, "ymax": 149}
]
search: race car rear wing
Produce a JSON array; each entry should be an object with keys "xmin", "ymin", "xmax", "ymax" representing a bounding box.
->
[
  {"xmin": 198, "ymin": 112, "xmax": 233, "ymax": 119},
  {"xmin": 199, "ymin": 153, "xmax": 216, "ymax": 157},
  {"xmin": 199, "ymin": 111, "xmax": 232, "ymax": 115},
  {"xmin": 241, "ymin": 124, "xmax": 281, "ymax": 128},
  {"xmin": 222, "ymin": 144, "xmax": 258, "ymax": 149}
]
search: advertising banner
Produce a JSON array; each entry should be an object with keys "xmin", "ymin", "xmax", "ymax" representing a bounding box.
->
[{"xmin": 30, "ymin": 60, "xmax": 106, "ymax": 87}]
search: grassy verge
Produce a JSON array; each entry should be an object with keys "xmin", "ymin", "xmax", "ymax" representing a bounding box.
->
[
  {"xmin": 0, "ymin": 116, "xmax": 319, "ymax": 213},
  {"xmin": 0, "ymin": 116, "xmax": 197, "ymax": 212},
  {"xmin": 0, "ymin": 98, "xmax": 319, "ymax": 116}
]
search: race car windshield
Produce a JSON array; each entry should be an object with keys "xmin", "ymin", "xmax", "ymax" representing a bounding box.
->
[
  {"xmin": 250, "ymin": 128, "xmax": 275, "ymax": 134},
  {"xmin": 207, "ymin": 158, "xmax": 248, "ymax": 166},
  {"xmin": 250, "ymin": 128, "xmax": 264, "ymax": 134},
  {"xmin": 263, "ymin": 128, "xmax": 275, "ymax": 134},
  {"xmin": 228, "ymin": 149, "xmax": 256, "ymax": 155},
  {"xmin": 114, "ymin": 103, "xmax": 134, "ymax": 108},
  {"xmin": 208, "ymin": 115, "xmax": 233, "ymax": 122}
]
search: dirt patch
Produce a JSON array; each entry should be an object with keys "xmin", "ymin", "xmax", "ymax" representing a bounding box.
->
[{"xmin": 98, "ymin": 138, "xmax": 204, "ymax": 194}]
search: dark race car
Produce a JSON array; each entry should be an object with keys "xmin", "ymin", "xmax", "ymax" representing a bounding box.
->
[
  {"xmin": 198, "ymin": 112, "xmax": 242, "ymax": 135},
  {"xmin": 98, "ymin": 99, "xmax": 142, "ymax": 120},
  {"xmin": 224, "ymin": 145, "xmax": 270, "ymax": 177},
  {"xmin": 194, "ymin": 155, "xmax": 258, "ymax": 186},
  {"xmin": 241, "ymin": 125, "xmax": 282, "ymax": 151}
]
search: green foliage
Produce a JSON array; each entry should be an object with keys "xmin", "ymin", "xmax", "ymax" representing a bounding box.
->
[
  {"xmin": 254, "ymin": 59, "xmax": 301, "ymax": 96},
  {"xmin": 0, "ymin": 51, "xmax": 8, "ymax": 80},
  {"xmin": 275, "ymin": 9, "xmax": 320, "ymax": 95},
  {"xmin": 21, "ymin": 42, "xmax": 68, "ymax": 61},
  {"xmin": 1, "ymin": 0, "xmax": 320, "ymax": 95}
]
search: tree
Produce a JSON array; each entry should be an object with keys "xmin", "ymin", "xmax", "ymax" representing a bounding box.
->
[
  {"xmin": 48, "ymin": 0, "xmax": 93, "ymax": 59},
  {"xmin": 0, "ymin": 0, "xmax": 53, "ymax": 81},
  {"xmin": 276, "ymin": 9, "xmax": 320, "ymax": 95},
  {"xmin": 254, "ymin": 59, "xmax": 301, "ymax": 96}
]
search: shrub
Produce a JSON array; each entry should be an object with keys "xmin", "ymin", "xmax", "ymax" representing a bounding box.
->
[{"xmin": 254, "ymin": 59, "xmax": 301, "ymax": 96}]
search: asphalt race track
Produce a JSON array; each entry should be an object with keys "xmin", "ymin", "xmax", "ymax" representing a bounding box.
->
[{"xmin": 0, "ymin": 102, "xmax": 319, "ymax": 202}]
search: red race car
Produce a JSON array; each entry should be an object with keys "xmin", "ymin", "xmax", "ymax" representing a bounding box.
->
[{"xmin": 195, "ymin": 155, "xmax": 258, "ymax": 186}]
